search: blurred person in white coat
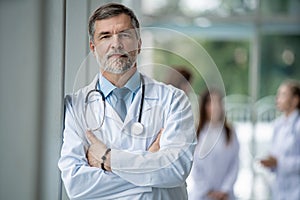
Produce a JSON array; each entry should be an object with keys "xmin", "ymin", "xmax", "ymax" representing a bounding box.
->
[
  {"xmin": 188, "ymin": 88, "xmax": 240, "ymax": 200},
  {"xmin": 260, "ymin": 79, "xmax": 300, "ymax": 200}
]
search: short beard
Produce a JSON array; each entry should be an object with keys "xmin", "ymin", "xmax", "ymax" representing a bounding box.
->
[
  {"xmin": 95, "ymin": 49, "xmax": 136, "ymax": 74},
  {"xmin": 103, "ymin": 56, "xmax": 133, "ymax": 74}
]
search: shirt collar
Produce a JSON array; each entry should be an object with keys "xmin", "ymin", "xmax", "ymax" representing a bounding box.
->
[
  {"xmin": 124, "ymin": 70, "xmax": 140, "ymax": 94},
  {"xmin": 98, "ymin": 71, "xmax": 140, "ymax": 97}
]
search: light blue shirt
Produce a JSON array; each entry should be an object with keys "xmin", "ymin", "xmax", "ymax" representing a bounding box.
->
[
  {"xmin": 269, "ymin": 109, "xmax": 300, "ymax": 200},
  {"xmin": 58, "ymin": 73, "xmax": 196, "ymax": 200},
  {"xmin": 98, "ymin": 71, "xmax": 141, "ymax": 111}
]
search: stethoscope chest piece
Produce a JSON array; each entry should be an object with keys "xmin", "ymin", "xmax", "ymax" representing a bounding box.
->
[{"xmin": 131, "ymin": 122, "xmax": 144, "ymax": 135}]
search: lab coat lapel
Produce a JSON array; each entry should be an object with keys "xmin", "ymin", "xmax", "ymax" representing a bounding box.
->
[
  {"xmin": 123, "ymin": 77, "xmax": 159, "ymax": 127},
  {"xmin": 105, "ymin": 103, "xmax": 124, "ymax": 123}
]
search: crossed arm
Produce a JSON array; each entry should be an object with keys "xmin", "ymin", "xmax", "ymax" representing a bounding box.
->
[{"xmin": 86, "ymin": 129, "xmax": 163, "ymax": 171}]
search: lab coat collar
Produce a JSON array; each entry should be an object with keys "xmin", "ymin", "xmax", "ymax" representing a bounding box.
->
[
  {"xmin": 124, "ymin": 75, "xmax": 160, "ymax": 125},
  {"xmin": 86, "ymin": 75, "xmax": 99, "ymax": 92},
  {"xmin": 137, "ymin": 74, "xmax": 160, "ymax": 110}
]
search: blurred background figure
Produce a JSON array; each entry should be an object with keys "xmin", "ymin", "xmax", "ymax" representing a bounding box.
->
[
  {"xmin": 188, "ymin": 88, "xmax": 240, "ymax": 200},
  {"xmin": 260, "ymin": 79, "xmax": 300, "ymax": 200},
  {"xmin": 165, "ymin": 66, "xmax": 199, "ymax": 125},
  {"xmin": 166, "ymin": 66, "xmax": 193, "ymax": 95}
]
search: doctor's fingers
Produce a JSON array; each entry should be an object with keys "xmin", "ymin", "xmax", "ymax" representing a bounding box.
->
[
  {"xmin": 153, "ymin": 128, "xmax": 164, "ymax": 145},
  {"xmin": 86, "ymin": 130, "xmax": 101, "ymax": 144},
  {"xmin": 156, "ymin": 128, "xmax": 164, "ymax": 141},
  {"xmin": 147, "ymin": 128, "xmax": 164, "ymax": 153},
  {"xmin": 87, "ymin": 142, "xmax": 106, "ymax": 162},
  {"xmin": 87, "ymin": 152, "xmax": 101, "ymax": 168},
  {"xmin": 156, "ymin": 129, "xmax": 163, "ymax": 141}
]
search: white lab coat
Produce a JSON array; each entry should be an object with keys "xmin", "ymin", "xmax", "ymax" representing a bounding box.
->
[
  {"xmin": 269, "ymin": 110, "xmax": 300, "ymax": 200},
  {"xmin": 58, "ymin": 74, "xmax": 196, "ymax": 200},
  {"xmin": 188, "ymin": 124, "xmax": 239, "ymax": 200}
]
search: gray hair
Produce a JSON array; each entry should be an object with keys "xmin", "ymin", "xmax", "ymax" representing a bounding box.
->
[{"xmin": 88, "ymin": 3, "xmax": 140, "ymax": 43}]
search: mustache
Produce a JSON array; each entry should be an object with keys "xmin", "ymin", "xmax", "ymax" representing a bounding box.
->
[{"xmin": 106, "ymin": 50, "xmax": 129, "ymax": 59}]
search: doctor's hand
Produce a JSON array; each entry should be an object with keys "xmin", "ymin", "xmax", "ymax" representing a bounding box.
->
[
  {"xmin": 148, "ymin": 128, "xmax": 164, "ymax": 153},
  {"xmin": 86, "ymin": 130, "xmax": 112, "ymax": 172}
]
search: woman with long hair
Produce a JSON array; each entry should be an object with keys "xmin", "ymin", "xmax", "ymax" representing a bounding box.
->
[
  {"xmin": 260, "ymin": 80, "xmax": 300, "ymax": 200},
  {"xmin": 188, "ymin": 88, "xmax": 240, "ymax": 200}
]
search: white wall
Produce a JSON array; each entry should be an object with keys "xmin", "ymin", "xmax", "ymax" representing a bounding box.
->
[{"xmin": 0, "ymin": 0, "xmax": 64, "ymax": 199}]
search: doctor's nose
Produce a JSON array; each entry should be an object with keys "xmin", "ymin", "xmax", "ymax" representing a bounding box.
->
[{"xmin": 110, "ymin": 34, "xmax": 123, "ymax": 50}]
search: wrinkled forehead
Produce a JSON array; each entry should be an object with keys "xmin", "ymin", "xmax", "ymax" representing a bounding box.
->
[{"xmin": 94, "ymin": 14, "xmax": 135, "ymax": 34}]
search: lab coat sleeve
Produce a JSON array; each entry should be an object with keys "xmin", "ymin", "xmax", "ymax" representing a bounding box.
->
[
  {"xmin": 220, "ymin": 133, "xmax": 240, "ymax": 193},
  {"xmin": 276, "ymin": 130, "xmax": 300, "ymax": 175},
  {"xmin": 58, "ymin": 96, "xmax": 150, "ymax": 199},
  {"xmin": 111, "ymin": 89, "xmax": 197, "ymax": 188}
]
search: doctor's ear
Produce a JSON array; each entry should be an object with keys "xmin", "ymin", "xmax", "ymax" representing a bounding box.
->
[
  {"xmin": 89, "ymin": 41, "xmax": 96, "ymax": 53},
  {"xmin": 137, "ymin": 39, "xmax": 142, "ymax": 54}
]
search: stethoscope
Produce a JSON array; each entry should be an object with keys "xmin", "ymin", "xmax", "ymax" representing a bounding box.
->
[{"xmin": 84, "ymin": 75, "xmax": 145, "ymax": 135}]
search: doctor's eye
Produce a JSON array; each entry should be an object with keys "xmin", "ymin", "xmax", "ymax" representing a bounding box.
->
[
  {"xmin": 99, "ymin": 34, "xmax": 112, "ymax": 40},
  {"xmin": 118, "ymin": 31, "xmax": 134, "ymax": 39}
]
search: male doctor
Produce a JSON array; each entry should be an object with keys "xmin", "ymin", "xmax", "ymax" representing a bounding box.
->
[{"xmin": 58, "ymin": 3, "xmax": 196, "ymax": 200}]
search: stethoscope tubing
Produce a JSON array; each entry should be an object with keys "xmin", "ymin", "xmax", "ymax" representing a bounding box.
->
[
  {"xmin": 138, "ymin": 80, "xmax": 145, "ymax": 123},
  {"xmin": 84, "ymin": 88, "xmax": 106, "ymax": 131},
  {"xmin": 84, "ymin": 75, "xmax": 145, "ymax": 131}
]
